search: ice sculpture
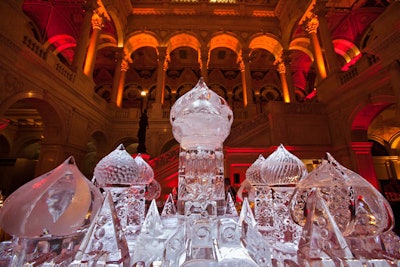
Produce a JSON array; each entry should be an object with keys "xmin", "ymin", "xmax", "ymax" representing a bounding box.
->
[
  {"xmin": 74, "ymin": 192, "xmax": 130, "ymax": 266},
  {"xmin": 94, "ymin": 144, "xmax": 139, "ymax": 187},
  {"xmin": 249, "ymin": 145, "xmax": 306, "ymax": 264},
  {"xmin": 0, "ymin": 156, "xmax": 102, "ymax": 266},
  {"xmin": 134, "ymin": 153, "xmax": 161, "ymax": 201},
  {"xmin": 290, "ymin": 153, "xmax": 395, "ymax": 264},
  {"xmin": 134, "ymin": 153, "xmax": 154, "ymax": 185},
  {"xmin": 94, "ymin": 144, "xmax": 146, "ymax": 241},
  {"xmin": 245, "ymin": 154, "xmax": 265, "ymax": 185},
  {"xmin": 170, "ymin": 77, "xmax": 233, "ymax": 216},
  {"xmin": 1, "ymin": 78, "xmax": 400, "ymax": 267}
]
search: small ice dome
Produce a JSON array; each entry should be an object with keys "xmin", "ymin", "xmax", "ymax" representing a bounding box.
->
[
  {"xmin": 170, "ymin": 78, "xmax": 233, "ymax": 149},
  {"xmin": 290, "ymin": 153, "xmax": 394, "ymax": 237},
  {"xmin": 134, "ymin": 153, "xmax": 154, "ymax": 184},
  {"xmin": 145, "ymin": 179, "xmax": 161, "ymax": 201},
  {"xmin": 245, "ymin": 154, "xmax": 265, "ymax": 185},
  {"xmin": 94, "ymin": 144, "xmax": 139, "ymax": 187},
  {"xmin": 260, "ymin": 144, "xmax": 307, "ymax": 186},
  {"xmin": 0, "ymin": 156, "xmax": 103, "ymax": 237}
]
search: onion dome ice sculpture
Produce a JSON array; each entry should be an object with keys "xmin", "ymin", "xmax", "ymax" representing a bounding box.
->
[
  {"xmin": 290, "ymin": 153, "xmax": 394, "ymax": 237},
  {"xmin": 260, "ymin": 144, "xmax": 308, "ymax": 186},
  {"xmin": 255, "ymin": 145, "xmax": 307, "ymax": 249},
  {"xmin": 134, "ymin": 153, "xmax": 161, "ymax": 200},
  {"xmin": 245, "ymin": 154, "xmax": 265, "ymax": 185},
  {"xmin": 170, "ymin": 78, "xmax": 233, "ymax": 215},
  {"xmin": 134, "ymin": 153, "xmax": 154, "ymax": 185},
  {"xmin": 94, "ymin": 144, "xmax": 139, "ymax": 187},
  {"xmin": 170, "ymin": 77, "xmax": 233, "ymax": 149},
  {"xmin": 0, "ymin": 156, "xmax": 103, "ymax": 237}
]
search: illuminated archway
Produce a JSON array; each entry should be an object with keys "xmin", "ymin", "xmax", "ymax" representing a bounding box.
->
[
  {"xmin": 125, "ymin": 32, "xmax": 160, "ymax": 56},
  {"xmin": 332, "ymin": 39, "xmax": 361, "ymax": 70},
  {"xmin": 209, "ymin": 33, "xmax": 242, "ymax": 57},
  {"xmin": 168, "ymin": 33, "xmax": 201, "ymax": 54},
  {"xmin": 289, "ymin": 37, "xmax": 314, "ymax": 61},
  {"xmin": 249, "ymin": 34, "xmax": 283, "ymax": 61}
]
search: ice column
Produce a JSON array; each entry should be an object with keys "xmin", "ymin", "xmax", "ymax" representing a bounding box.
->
[{"xmin": 170, "ymin": 78, "xmax": 233, "ymax": 216}]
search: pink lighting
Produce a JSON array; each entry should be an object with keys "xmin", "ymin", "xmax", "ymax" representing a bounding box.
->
[{"xmin": 0, "ymin": 118, "xmax": 9, "ymax": 130}]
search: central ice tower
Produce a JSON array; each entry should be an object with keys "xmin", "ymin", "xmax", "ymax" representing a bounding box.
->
[{"xmin": 170, "ymin": 78, "xmax": 233, "ymax": 216}]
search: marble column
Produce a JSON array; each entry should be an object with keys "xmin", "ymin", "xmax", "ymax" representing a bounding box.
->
[
  {"xmin": 111, "ymin": 48, "xmax": 128, "ymax": 107},
  {"xmin": 151, "ymin": 46, "xmax": 168, "ymax": 118},
  {"xmin": 115, "ymin": 58, "xmax": 130, "ymax": 108},
  {"xmin": 278, "ymin": 62, "xmax": 291, "ymax": 103},
  {"xmin": 240, "ymin": 49, "xmax": 255, "ymax": 109},
  {"xmin": 83, "ymin": 12, "xmax": 104, "ymax": 77},
  {"xmin": 71, "ymin": 1, "xmax": 95, "ymax": 72},
  {"xmin": 313, "ymin": 2, "xmax": 340, "ymax": 74},
  {"xmin": 281, "ymin": 50, "xmax": 296, "ymax": 102},
  {"xmin": 304, "ymin": 15, "xmax": 327, "ymax": 80}
]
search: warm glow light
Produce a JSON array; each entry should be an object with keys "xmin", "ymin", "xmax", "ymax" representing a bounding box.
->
[{"xmin": 141, "ymin": 91, "xmax": 147, "ymax": 96}]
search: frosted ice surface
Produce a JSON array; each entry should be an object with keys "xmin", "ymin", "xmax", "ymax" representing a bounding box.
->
[
  {"xmin": 245, "ymin": 154, "xmax": 265, "ymax": 186},
  {"xmin": 145, "ymin": 178, "xmax": 161, "ymax": 201},
  {"xmin": 161, "ymin": 194, "xmax": 177, "ymax": 217},
  {"xmin": 94, "ymin": 144, "xmax": 139, "ymax": 187},
  {"xmin": 290, "ymin": 153, "xmax": 393, "ymax": 238},
  {"xmin": 134, "ymin": 153, "xmax": 154, "ymax": 184},
  {"xmin": 0, "ymin": 156, "xmax": 102, "ymax": 237},
  {"xmin": 260, "ymin": 144, "xmax": 307, "ymax": 186},
  {"xmin": 170, "ymin": 78, "xmax": 233, "ymax": 149}
]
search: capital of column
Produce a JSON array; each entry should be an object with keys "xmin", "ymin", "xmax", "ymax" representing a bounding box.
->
[
  {"xmin": 157, "ymin": 47, "xmax": 169, "ymax": 71},
  {"xmin": 121, "ymin": 58, "xmax": 130, "ymax": 72},
  {"xmin": 277, "ymin": 62, "xmax": 286, "ymax": 74},
  {"xmin": 91, "ymin": 13, "xmax": 104, "ymax": 30},
  {"xmin": 241, "ymin": 48, "xmax": 253, "ymax": 63},
  {"xmin": 281, "ymin": 50, "xmax": 291, "ymax": 65},
  {"xmin": 304, "ymin": 14, "xmax": 319, "ymax": 34},
  {"xmin": 199, "ymin": 48, "xmax": 209, "ymax": 69}
]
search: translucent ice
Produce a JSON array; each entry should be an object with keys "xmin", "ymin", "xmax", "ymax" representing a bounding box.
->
[
  {"xmin": 170, "ymin": 77, "xmax": 233, "ymax": 150},
  {"xmin": 290, "ymin": 153, "xmax": 393, "ymax": 238},
  {"xmin": 134, "ymin": 153, "xmax": 154, "ymax": 185},
  {"xmin": 94, "ymin": 144, "xmax": 139, "ymax": 187},
  {"xmin": 0, "ymin": 156, "xmax": 102, "ymax": 237}
]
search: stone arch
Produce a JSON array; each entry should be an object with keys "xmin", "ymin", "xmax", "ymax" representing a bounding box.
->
[
  {"xmin": 389, "ymin": 132, "xmax": 400, "ymax": 151},
  {"xmin": 332, "ymin": 39, "xmax": 361, "ymax": 70},
  {"xmin": 167, "ymin": 32, "xmax": 202, "ymax": 56},
  {"xmin": 0, "ymin": 91, "xmax": 65, "ymax": 144},
  {"xmin": 209, "ymin": 32, "xmax": 242, "ymax": 58},
  {"xmin": 249, "ymin": 34, "xmax": 283, "ymax": 62},
  {"xmin": 289, "ymin": 37, "xmax": 314, "ymax": 61},
  {"xmin": 97, "ymin": 34, "xmax": 118, "ymax": 50},
  {"xmin": 368, "ymin": 135, "xmax": 390, "ymax": 156},
  {"xmin": 107, "ymin": 9, "xmax": 125, "ymax": 47},
  {"xmin": 0, "ymin": 91, "xmax": 65, "ymax": 193},
  {"xmin": 350, "ymin": 98, "xmax": 396, "ymax": 135},
  {"xmin": 125, "ymin": 32, "xmax": 161, "ymax": 56},
  {"xmin": 349, "ymin": 96, "xmax": 397, "ymax": 189},
  {"xmin": 44, "ymin": 34, "xmax": 77, "ymax": 63}
]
